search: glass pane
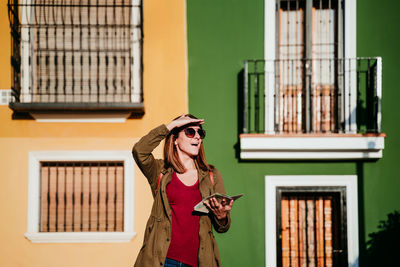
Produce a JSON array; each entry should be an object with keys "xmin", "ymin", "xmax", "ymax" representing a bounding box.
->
[
  {"xmin": 277, "ymin": 0, "xmax": 339, "ymax": 133},
  {"xmin": 311, "ymin": 0, "xmax": 337, "ymax": 132},
  {"xmin": 278, "ymin": 0, "xmax": 306, "ymax": 133}
]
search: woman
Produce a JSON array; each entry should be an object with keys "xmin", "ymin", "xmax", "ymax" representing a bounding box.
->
[{"xmin": 132, "ymin": 114, "xmax": 233, "ymax": 267}]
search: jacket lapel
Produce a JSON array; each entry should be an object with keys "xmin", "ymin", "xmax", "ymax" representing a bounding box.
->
[{"xmin": 198, "ymin": 167, "xmax": 212, "ymax": 198}]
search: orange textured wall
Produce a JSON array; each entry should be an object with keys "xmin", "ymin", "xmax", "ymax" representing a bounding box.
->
[
  {"xmin": 0, "ymin": 1, "xmax": 11, "ymax": 89},
  {"xmin": 0, "ymin": 0, "xmax": 188, "ymax": 138}
]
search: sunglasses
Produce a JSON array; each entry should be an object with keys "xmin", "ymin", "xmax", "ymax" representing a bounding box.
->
[{"xmin": 183, "ymin": 127, "xmax": 206, "ymax": 139}]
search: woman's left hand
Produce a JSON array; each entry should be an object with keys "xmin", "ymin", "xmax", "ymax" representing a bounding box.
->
[{"xmin": 204, "ymin": 197, "xmax": 233, "ymax": 221}]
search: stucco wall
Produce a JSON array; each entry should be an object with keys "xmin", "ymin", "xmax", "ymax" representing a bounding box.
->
[
  {"xmin": 0, "ymin": 0, "xmax": 188, "ymax": 266},
  {"xmin": 187, "ymin": 0, "xmax": 400, "ymax": 266}
]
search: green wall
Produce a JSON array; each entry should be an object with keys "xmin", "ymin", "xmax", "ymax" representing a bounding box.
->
[
  {"xmin": 357, "ymin": 0, "xmax": 400, "ymax": 263},
  {"xmin": 187, "ymin": 0, "xmax": 400, "ymax": 265}
]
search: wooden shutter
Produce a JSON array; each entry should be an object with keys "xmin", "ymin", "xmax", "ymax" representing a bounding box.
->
[
  {"xmin": 280, "ymin": 194, "xmax": 336, "ymax": 267},
  {"xmin": 40, "ymin": 162, "xmax": 124, "ymax": 232}
]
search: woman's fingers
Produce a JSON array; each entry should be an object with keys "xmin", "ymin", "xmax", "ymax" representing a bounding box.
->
[
  {"xmin": 225, "ymin": 199, "xmax": 233, "ymax": 211},
  {"xmin": 167, "ymin": 115, "xmax": 204, "ymax": 131},
  {"xmin": 204, "ymin": 198, "xmax": 219, "ymax": 211},
  {"xmin": 203, "ymin": 197, "xmax": 234, "ymax": 220},
  {"xmin": 175, "ymin": 117, "xmax": 204, "ymax": 127},
  {"xmin": 210, "ymin": 197, "xmax": 218, "ymax": 208},
  {"xmin": 208, "ymin": 197, "xmax": 233, "ymax": 210}
]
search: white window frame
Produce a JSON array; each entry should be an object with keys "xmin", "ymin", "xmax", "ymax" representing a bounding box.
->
[
  {"xmin": 264, "ymin": 0, "xmax": 357, "ymax": 134},
  {"xmin": 25, "ymin": 151, "xmax": 136, "ymax": 243},
  {"xmin": 265, "ymin": 175, "xmax": 359, "ymax": 267},
  {"xmin": 20, "ymin": 0, "xmax": 142, "ymax": 104}
]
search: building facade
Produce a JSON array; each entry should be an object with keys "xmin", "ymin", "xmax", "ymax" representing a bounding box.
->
[
  {"xmin": 0, "ymin": 0, "xmax": 188, "ymax": 266},
  {"xmin": 0, "ymin": 0, "xmax": 399, "ymax": 266},
  {"xmin": 187, "ymin": 0, "xmax": 398, "ymax": 266}
]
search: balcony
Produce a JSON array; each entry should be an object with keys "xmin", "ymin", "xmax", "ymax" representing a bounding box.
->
[
  {"xmin": 240, "ymin": 58, "xmax": 385, "ymax": 160},
  {"xmin": 7, "ymin": 0, "xmax": 143, "ymax": 121}
]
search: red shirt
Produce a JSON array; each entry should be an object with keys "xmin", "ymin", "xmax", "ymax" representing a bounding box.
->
[{"xmin": 166, "ymin": 172, "xmax": 202, "ymax": 267}]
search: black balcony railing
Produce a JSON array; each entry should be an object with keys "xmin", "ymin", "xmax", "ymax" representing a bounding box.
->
[
  {"xmin": 243, "ymin": 57, "xmax": 382, "ymax": 134},
  {"xmin": 7, "ymin": 0, "xmax": 143, "ymax": 117}
]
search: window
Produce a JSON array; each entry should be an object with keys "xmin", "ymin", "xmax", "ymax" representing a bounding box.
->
[
  {"xmin": 40, "ymin": 162, "xmax": 124, "ymax": 233},
  {"xmin": 277, "ymin": 188, "xmax": 348, "ymax": 266},
  {"xmin": 240, "ymin": 0, "xmax": 385, "ymax": 160},
  {"xmin": 263, "ymin": 0, "xmax": 356, "ymax": 134},
  {"xmin": 26, "ymin": 151, "xmax": 135, "ymax": 243},
  {"xmin": 265, "ymin": 176, "xmax": 359, "ymax": 267},
  {"xmin": 277, "ymin": 0, "xmax": 341, "ymax": 133},
  {"xmin": 8, "ymin": 0, "xmax": 143, "ymax": 119}
]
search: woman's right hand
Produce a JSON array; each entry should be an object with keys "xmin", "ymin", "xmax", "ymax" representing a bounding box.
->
[{"xmin": 166, "ymin": 114, "xmax": 204, "ymax": 131}]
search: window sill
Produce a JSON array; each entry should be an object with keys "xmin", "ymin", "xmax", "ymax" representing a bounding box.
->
[
  {"xmin": 240, "ymin": 133, "xmax": 385, "ymax": 160},
  {"xmin": 24, "ymin": 232, "xmax": 136, "ymax": 243}
]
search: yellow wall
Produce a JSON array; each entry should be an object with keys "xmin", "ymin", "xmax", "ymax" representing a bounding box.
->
[
  {"xmin": 0, "ymin": 0, "xmax": 188, "ymax": 266},
  {"xmin": 0, "ymin": 0, "xmax": 10, "ymax": 89}
]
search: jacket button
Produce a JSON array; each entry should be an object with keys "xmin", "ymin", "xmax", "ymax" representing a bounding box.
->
[
  {"xmin": 201, "ymin": 247, "xmax": 204, "ymax": 250},
  {"xmin": 167, "ymin": 238, "xmax": 170, "ymax": 242},
  {"xmin": 160, "ymin": 262, "xmax": 163, "ymax": 265},
  {"xmin": 157, "ymin": 218, "xmax": 161, "ymax": 222}
]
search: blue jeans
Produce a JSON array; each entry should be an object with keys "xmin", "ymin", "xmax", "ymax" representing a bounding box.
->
[{"xmin": 164, "ymin": 258, "xmax": 192, "ymax": 267}]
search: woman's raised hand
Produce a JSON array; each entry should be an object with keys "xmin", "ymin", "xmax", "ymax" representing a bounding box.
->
[{"xmin": 166, "ymin": 114, "xmax": 204, "ymax": 131}]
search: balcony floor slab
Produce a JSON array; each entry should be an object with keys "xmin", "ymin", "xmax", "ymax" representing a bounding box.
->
[
  {"xmin": 9, "ymin": 102, "xmax": 144, "ymax": 122},
  {"xmin": 240, "ymin": 134, "xmax": 385, "ymax": 160}
]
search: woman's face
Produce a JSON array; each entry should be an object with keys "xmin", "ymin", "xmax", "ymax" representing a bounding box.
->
[{"xmin": 174, "ymin": 126, "xmax": 203, "ymax": 158}]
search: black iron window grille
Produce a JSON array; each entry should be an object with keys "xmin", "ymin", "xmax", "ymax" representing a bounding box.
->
[
  {"xmin": 8, "ymin": 0, "xmax": 143, "ymax": 115},
  {"xmin": 40, "ymin": 161, "xmax": 124, "ymax": 232},
  {"xmin": 243, "ymin": 57, "xmax": 382, "ymax": 134},
  {"xmin": 242, "ymin": 0, "xmax": 382, "ymax": 134}
]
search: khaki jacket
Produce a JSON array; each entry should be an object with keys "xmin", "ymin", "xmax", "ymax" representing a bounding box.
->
[{"xmin": 132, "ymin": 125, "xmax": 231, "ymax": 267}]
